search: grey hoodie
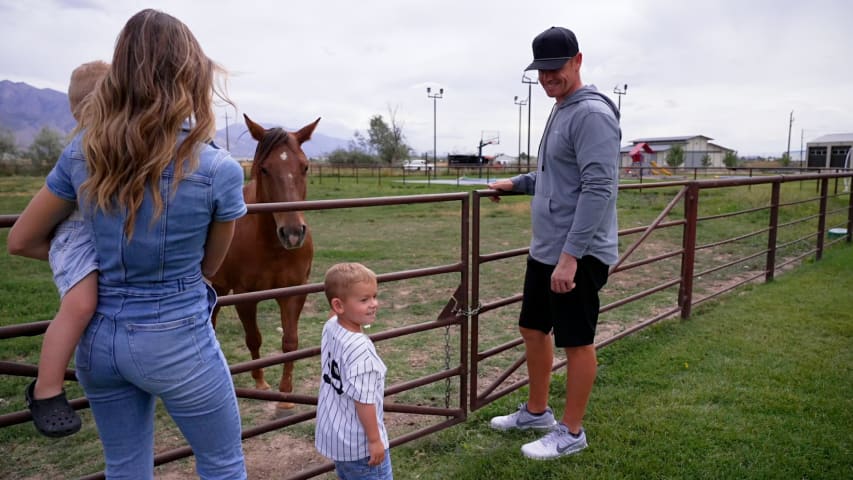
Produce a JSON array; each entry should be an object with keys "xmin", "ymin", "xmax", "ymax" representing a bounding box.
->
[{"xmin": 510, "ymin": 85, "xmax": 621, "ymax": 265}]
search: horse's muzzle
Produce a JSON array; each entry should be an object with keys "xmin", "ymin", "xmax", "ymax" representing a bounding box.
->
[{"xmin": 277, "ymin": 224, "xmax": 307, "ymax": 250}]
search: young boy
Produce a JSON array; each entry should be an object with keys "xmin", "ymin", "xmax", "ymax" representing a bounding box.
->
[
  {"xmin": 315, "ymin": 263, "xmax": 393, "ymax": 479},
  {"xmin": 21, "ymin": 60, "xmax": 109, "ymax": 437}
]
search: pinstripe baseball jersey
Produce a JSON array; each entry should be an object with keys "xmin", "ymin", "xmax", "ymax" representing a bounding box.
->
[{"xmin": 315, "ymin": 316, "xmax": 389, "ymax": 461}]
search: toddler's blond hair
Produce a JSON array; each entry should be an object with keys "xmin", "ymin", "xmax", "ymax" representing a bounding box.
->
[
  {"xmin": 324, "ymin": 263, "xmax": 377, "ymax": 305},
  {"xmin": 68, "ymin": 60, "xmax": 109, "ymax": 121}
]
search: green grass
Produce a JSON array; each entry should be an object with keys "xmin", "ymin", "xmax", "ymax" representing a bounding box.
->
[
  {"xmin": 392, "ymin": 244, "xmax": 853, "ymax": 479},
  {"xmin": 0, "ymin": 174, "xmax": 850, "ymax": 478}
]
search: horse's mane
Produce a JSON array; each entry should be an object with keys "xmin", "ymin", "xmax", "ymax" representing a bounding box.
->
[{"xmin": 250, "ymin": 127, "xmax": 290, "ymax": 179}]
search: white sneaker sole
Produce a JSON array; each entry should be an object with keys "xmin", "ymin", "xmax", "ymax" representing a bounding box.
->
[
  {"xmin": 489, "ymin": 419, "xmax": 557, "ymax": 431},
  {"xmin": 521, "ymin": 442, "xmax": 587, "ymax": 460}
]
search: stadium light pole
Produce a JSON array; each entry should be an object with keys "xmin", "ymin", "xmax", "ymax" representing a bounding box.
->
[
  {"xmin": 613, "ymin": 84, "xmax": 628, "ymax": 111},
  {"xmin": 514, "ymin": 95, "xmax": 527, "ymax": 168},
  {"xmin": 522, "ymin": 74, "xmax": 537, "ymax": 171},
  {"xmin": 427, "ymin": 87, "xmax": 444, "ymax": 179}
]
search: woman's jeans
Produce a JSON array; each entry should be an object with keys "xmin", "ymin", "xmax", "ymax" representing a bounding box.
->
[{"xmin": 75, "ymin": 280, "xmax": 246, "ymax": 479}]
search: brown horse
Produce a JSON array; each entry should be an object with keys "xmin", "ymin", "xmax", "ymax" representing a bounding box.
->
[{"xmin": 209, "ymin": 114, "xmax": 319, "ymax": 409}]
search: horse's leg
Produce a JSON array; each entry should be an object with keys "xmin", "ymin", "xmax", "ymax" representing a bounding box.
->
[
  {"xmin": 235, "ymin": 301, "xmax": 270, "ymax": 390},
  {"xmin": 275, "ymin": 294, "xmax": 307, "ymax": 410},
  {"xmin": 209, "ymin": 285, "xmax": 229, "ymax": 329}
]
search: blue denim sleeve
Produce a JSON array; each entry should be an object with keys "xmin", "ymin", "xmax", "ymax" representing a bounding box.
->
[
  {"xmin": 212, "ymin": 152, "xmax": 247, "ymax": 222},
  {"xmin": 45, "ymin": 143, "xmax": 78, "ymax": 202}
]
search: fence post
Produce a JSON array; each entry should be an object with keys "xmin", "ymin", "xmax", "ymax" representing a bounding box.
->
[
  {"xmin": 765, "ymin": 181, "xmax": 780, "ymax": 282},
  {"xmin": 469, "ymin": 192, "xmax": 482, "ymax": 411},
  {"xmin": 678, "ymin": 183, "xmax": 699, "ymax": 319},
  {"xmin": 459, "ymin": 193, "xmax": 470, "ymax": 415},
  {"xmin": 847, "ymin": 175, "xmax": 853, "ymax": 243},
  {"xmin": 816, "ymin": 177, "xmax": 828, "ymax": 260}
]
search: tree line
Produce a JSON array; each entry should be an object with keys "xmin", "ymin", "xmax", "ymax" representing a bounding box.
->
[
  {"xmin": 0, "ymin": 126, "xmax": 66, "ymax": 175},
  {"xmin": 0, "ymin": 107, "xmax": 420, "ymax": 176}
]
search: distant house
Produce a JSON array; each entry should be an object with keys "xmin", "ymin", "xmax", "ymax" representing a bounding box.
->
[
  {"xmin": 805, "ymin": 133, "xmax": 853, "ymax": 168},
  {"xmin": 620, "ymin": 135, "xmax": 735, "ymax": 168}
]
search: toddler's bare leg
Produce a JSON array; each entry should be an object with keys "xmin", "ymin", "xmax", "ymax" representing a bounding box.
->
[{"xmin": 34, "ymin": 271, "xmax": 98, "ymax": 399}]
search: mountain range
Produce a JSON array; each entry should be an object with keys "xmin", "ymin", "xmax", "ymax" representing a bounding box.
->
[{"xmin": 0, "ymin": 79, "xmax": 350, "ymax": 158}]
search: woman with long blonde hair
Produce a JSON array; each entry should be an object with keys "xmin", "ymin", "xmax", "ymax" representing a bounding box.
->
[{"xmin": 9, "ymin": 9, "xmax": 248, "ymax": 478}]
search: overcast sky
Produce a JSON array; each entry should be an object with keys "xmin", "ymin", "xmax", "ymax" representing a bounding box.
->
[{"xmin": 2, "ymin": 0, "xmax": 851, "ymax": 158}]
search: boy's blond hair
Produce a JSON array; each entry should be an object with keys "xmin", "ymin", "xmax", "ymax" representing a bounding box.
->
[
  {"xmin": 68, "ymin": 60, "xmax": 110, "ymax": 121},
  {"xmin": 324, "ymin": 263, "xmax": 377, "ymax": 305}
]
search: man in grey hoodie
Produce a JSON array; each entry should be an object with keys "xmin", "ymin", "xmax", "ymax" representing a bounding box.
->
[{"xmin": 488, "ymin": 26, "xmax": 621, "ymax": 460}]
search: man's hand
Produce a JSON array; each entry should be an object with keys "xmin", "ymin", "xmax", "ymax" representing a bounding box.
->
[
  {"xmin": 488, "ymin": 179, "xmax": 513, "ymax": 203},
  {"xmin": 551, "ymin": 253, "xmax": 577, "ymax": 293}
]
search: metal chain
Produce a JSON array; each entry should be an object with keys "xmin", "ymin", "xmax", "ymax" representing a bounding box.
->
[
  {"xmin": 443, "ymin": 322, "xmax": 452, "ymax": 409},
  {"xmin": 443, "ymin": 298, "xmax": 482, "ymax": 409}
]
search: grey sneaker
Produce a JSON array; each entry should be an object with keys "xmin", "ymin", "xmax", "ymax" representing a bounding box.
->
[
  {"xmin": 489, "ymin": 402, "xmax": 557, "ymax": 431},
  {"xmin": 521, "ymin": 423, "xmax": 587, "ymax": 460}
]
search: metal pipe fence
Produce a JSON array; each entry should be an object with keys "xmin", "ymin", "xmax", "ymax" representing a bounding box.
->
[{"xmin": 1, "ymin": 171, "xmax": 851, "ymax": 478}]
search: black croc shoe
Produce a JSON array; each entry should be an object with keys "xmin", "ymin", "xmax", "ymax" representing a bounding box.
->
[{"xmin": 25, "ymin": 380, "xmax": 82, "ymax": 438}]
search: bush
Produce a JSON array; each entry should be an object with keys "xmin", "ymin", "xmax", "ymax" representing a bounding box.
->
[
  {"xmin": 326, "ymin": 148, "xmax": 378, "ymax": 166},
  {"xmin": 723, "ymin": 151, "xmax": 739, "ymax": 168}
]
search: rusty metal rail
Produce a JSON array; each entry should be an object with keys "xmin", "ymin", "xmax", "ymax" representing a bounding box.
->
[{"xmin": 468, "ymin": 172, "xmax": 853, "ymax": 411}]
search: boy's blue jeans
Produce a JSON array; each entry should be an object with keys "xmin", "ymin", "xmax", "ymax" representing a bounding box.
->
[
  {"xmin": 75, "ymin": 283, "xmax": 246, "ymax": 479},
  {"xmin": 335, "ymin": 450, "xmax": 393, "ymax": 480}
]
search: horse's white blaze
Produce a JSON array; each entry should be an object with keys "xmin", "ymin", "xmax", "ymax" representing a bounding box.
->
[{"xmin": 279, "ymin": 151, "xmax": 288, "ymax": 161}]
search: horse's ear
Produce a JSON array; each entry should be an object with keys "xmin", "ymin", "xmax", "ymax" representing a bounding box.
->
[
  {"xmin": 244, "ymin": 114, "xmax": 267, "ymax": 142},
  {"xmin": 294, "ymin": 117, "xmax": 321, "ymax": 145}
]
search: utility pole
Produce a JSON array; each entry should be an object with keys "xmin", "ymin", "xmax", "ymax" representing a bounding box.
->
[
  {"xmin": 613, "ymin": 84, "xmax": 628, "ymax": 111},
  {"xmin": 786, "ymin": 110, "xmax": 794, "ymax": 162},
  {"xmin": 799, "ymin": 129, "xmax": 804, "ymax": 163},
  {"xmin": 224, "ymin": 109, "xmax": 231, "ymax": 151}
]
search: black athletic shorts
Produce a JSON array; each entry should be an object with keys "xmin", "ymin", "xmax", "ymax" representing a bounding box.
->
[{"xmin": 518, "ymin": 255, "xmax": 610, "ymax": 348}]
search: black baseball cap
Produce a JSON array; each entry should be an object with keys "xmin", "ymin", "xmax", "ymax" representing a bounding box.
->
[{"xmin": 524, "ymin": 26, "xmax": 579, "ymax": 71}]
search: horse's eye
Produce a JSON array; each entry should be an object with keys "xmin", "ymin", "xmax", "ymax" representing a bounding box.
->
[
  {"xmin": 303, "ymin": 165, "xmax": 309, "ymax": 175},
  {"xmin": 260, "ymin": 166, "xmax": 269, "ymax": 175}
]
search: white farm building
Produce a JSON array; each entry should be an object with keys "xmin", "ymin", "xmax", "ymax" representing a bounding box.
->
[{"xmin": 620, "ymin": 135, "xmax": 735, "ymax": 168}]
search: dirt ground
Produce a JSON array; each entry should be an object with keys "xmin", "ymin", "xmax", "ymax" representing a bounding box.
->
[{"xmin": 155, "ymin": 402, "xmax": 331, "ymax": 479}]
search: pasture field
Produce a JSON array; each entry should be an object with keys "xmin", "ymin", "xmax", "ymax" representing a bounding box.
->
[
  {"xmin": 0, "ymin": 173, "xmax": 849, "ymax": 478},
  {"xmin": 392, "ymin": 244, "xmax": 853, "ymax": 479}
]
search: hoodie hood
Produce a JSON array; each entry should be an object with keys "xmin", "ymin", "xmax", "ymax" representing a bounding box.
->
[{"xmin": 560, "ymin": 85, "xmax": 621, "ymax": 122}]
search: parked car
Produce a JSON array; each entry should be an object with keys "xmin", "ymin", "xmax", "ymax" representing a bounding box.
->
[{"xmin": 402, "ymin": 159, "xmax": 434, "ymax": 171}]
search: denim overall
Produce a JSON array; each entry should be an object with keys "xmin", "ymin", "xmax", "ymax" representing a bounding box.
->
[{"xmin": 46, "ymin": 133, "xmax": 248, "ymax": 479}]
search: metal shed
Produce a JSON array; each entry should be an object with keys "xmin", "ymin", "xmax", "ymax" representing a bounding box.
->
[{"xmin": 806, "ymin": 133, "xmax": 853, "ymax": 168}]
